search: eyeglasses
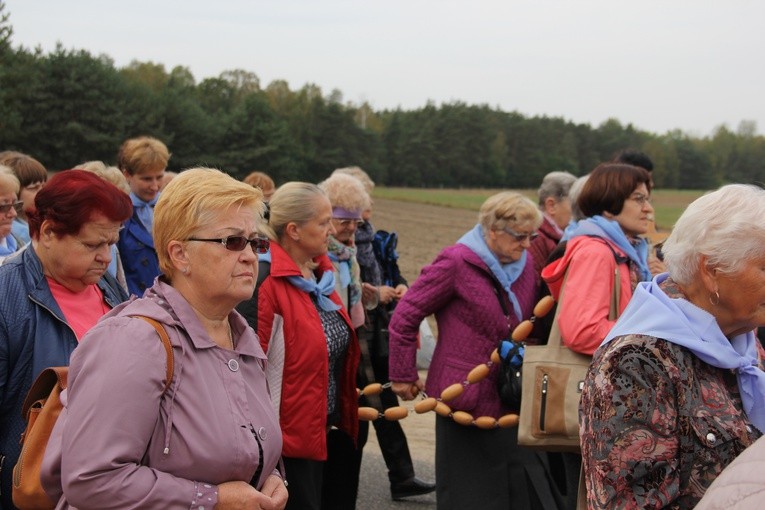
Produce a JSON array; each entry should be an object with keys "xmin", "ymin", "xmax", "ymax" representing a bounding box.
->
[
  {"xmin": 0, "ymin": 201, "xmax": 23, "ymax": 215},
  {"xmin": 187, "ymin": 235, "xmax": 270, "ymax": 254},
  {"xmin": 629, "ymin": 193, "xmax": 652, "ymax": 206},
  {"xmin": 501, "ymin": 227, "xmax": 538, "ymax": 242},
  {"xmin": 333, "ymin": 218, "xmax": 364, "ymax": 228}
]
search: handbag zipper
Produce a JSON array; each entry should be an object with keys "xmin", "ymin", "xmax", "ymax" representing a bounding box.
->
[{"xmin": 540, "ymin": 374, "xmax": 548, "ymax": 432}]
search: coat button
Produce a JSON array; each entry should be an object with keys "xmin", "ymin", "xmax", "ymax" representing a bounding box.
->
[
  {"xmin": 706, "ymin": 432, "xmax": 716, "ymax": 444},
  {"xmin": 258, "ymin": 427, "xmax": 267, "ymax": 440},
  {"xmin": 227, "ymin": 359, "xmax": 239, "ymax": 372}
]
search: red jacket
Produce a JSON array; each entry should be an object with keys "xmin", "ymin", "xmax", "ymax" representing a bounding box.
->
[{"xmin": 258, "ymin": 242, "xmax": 359, "ymax": 460}]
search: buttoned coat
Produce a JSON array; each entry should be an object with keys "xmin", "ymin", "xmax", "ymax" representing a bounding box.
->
[{"xmin": 41, "ymin": 280, "xmax": 282, "ymax": 509}]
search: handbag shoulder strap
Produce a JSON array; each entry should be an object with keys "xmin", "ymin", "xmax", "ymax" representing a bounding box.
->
[
  {"xmin": 549, "ymin": 238, "xmax": 624, "ymax": 348},
  {"xmin": 130, "ymin": 315, "xmax": 174, "ymax": 394},
  {"xmin": 489, "ymin": 276, "xmax": 512, "ymax": 330}
]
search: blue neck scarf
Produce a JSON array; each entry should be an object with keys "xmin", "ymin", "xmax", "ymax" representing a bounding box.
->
[
  {"xmin": 130, "ymin": 192, "xmax": 158, "ymax": 232},
  {"xmin": 287, "ymin": 271, "xmax": 342, "ymax": 312},
  {"xmin": 328, "ymin": 252, "xmax": 351, "ymax": 288},
  {"xmin": 605, "ymin": 274, "xmax": 765, "ymax": 433},
  {"xmin": 458, "ymin": 224, "xmax": 525, "ymax": 320},
  {"xmin": 571, "ymin": 215, "xmax": 651, "ymax": 281},
  {"xmin": 561, "ymin": 219, "xmax": 580, "ymax": 242},
  {"xmin": 0, "ymin": 234, "xmax": 18, "ymax": 256}
]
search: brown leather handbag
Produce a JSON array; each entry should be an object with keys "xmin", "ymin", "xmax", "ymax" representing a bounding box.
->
[
  {"xmin": 517, "ymin": 260, "xmax": 620, "ymax": 453},
  {"xmin": 12, "ymin": 316, "xmax": 173, "ymax": 510}
]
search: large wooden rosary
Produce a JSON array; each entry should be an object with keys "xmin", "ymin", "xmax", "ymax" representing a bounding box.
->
[{"xmin": 357, "ymin": 295, "xmax": 555, "ymax": 429}]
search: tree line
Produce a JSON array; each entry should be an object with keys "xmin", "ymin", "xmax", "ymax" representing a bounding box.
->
[{"xmin": 1, "ymin": 6, "xmax": 763, "ymax": 189}]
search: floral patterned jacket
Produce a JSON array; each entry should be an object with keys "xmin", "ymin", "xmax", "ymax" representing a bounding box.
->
[{"xmin": 580, "ymin": 281, "xmax": 762, "ymax": 509}]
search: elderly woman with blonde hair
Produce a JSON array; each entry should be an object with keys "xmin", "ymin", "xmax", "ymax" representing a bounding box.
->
[
  {"xmin": 318, "ymin": 172, "xmax": 375, "ymax": 329},
  {"xmin": 390, "ymin": 191, "xmax": 561, "ymax": 510},
  {"xmin": 252, "ymin": 181, "xmax": 359, "ymax": 510},
  {"xmin": 579, "ymin": 183, "xmax": 765, "ymax": 509},
  {"xmin": 41, "ymin": 168, "xmax": 287, "ymax": 510}
]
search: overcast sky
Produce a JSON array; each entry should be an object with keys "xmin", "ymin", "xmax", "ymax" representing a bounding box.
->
[{"xmin": 5, "ymin": 0, "xmax": 764, "ymax": 136}]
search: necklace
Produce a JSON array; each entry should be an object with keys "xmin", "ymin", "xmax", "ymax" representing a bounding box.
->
[{"xmin": 227, "ymin": 323, "xmax": 235, "ymax": 350}]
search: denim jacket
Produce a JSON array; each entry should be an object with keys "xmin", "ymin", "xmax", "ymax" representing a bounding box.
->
[
  {"xmin": 117, "ymin": 213, "xmax": 160, "ymax": 298},
  {"xmin": 0, "ymin": 246, "xmax": 128, "ymax": 509}
]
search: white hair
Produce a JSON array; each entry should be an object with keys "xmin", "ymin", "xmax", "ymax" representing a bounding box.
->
[
  {"xmin": 662, "ymin": 184, "xmax": 765, "ymax": 285},
  {"xmin": 537, "ymin": 171, "xmax": 577, "ymax": 205}
]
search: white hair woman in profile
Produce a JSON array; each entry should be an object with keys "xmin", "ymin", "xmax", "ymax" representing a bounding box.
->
[{"xmin": 579, "ymin": 183, "xmax": 765, "ymax": 509}]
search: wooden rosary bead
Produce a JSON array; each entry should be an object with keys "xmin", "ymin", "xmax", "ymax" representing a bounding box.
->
[
  {"xmin": 360, "ymin": 382, "xmax": 383, "ymax": 396},
  {"xmin": 440, "ymin": 382, "xmax": 465, "ymax": 402},
  {"xmin": 358, "ymin": 407, "xmax": 381, "ymax": 421},
  {"xmin": 434, "ymin": 401, "xmax": 452, "ymax": 417},
  {"xmin": 383, "ymin": 406, "xmax": 409, "ymax": 421},
  {"xmin": 452, "ymin": 411, "xmax": 474, "ymax": 426},
  {"xmin": 414, "ymin": 397, "xmax": 438, "ymax": 414},
  {"xmin": 534, "ymin": 294, "xmax": 555, "ymax": 317},
  {"xmin": 474, "ymin": 416, "xmax": 498, "ymax": 429},
  {"xmin": 466, "ymin": 363, "xmax": 491, "ymax": 384},
  {"xmin": 511, "ymin": 320, "xmax": 533, "ymax": 341},
  {"xmin": 497, "ymin": 414, "xmax": 520, "ymax": 428}
]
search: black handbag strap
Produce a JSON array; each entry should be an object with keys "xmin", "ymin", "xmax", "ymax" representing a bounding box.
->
[{"xmin": 490, "ymin": 277, "xmax": 513, "ymax": 335}]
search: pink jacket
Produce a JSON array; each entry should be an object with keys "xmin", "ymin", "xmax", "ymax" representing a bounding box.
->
[
  {"xmin": 42, "ymin": 280, "xmax": 282, "ymax": 509},
  {"xmin": 541, "ymin": 235, "xmax": 632, "ymax": 355}
]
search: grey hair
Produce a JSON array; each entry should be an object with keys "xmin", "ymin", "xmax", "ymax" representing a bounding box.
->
[
  {"xmin": 568, "ymin": 175, "xmax": 590, "ymax": 222},
  {"xmin": 332, "ymin": 166, "xmax": 375, "ymax": 194},
  {"xmin": 0, "ymin": 165, "xmax": 20, "ymax": 194},
  {"xmin": 537, "ymin": 171, "xmax": 577, "ymax": 206},
  {"xmin": 662, "ymin": 184, "xmax": 765, "ymax": 285},
  {"xmin": 478, "ymin": 191, "xmax": 542, "ymax": 235},
  {"xmin": 261, "ymin": 181, "xmax": 328, "ymax": 241}
]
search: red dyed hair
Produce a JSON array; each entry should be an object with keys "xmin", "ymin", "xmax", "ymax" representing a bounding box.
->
[{"xmin": 28, "ymin": 169, "xmax": 133, "ymax": 239}]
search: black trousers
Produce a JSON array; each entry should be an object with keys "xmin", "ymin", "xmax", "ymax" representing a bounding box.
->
[
  {"xmin": 284, "ymin": 428, "xmax": 362, "ymax": 510},
  {"xmin": 357, "ymin": 315, "xmax": 418, "ymax": 488}
]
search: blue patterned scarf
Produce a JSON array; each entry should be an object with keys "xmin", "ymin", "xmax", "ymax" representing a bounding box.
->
[{"xmin": 458, "ymin": 224, "xmax": 525, "ymax": 320}]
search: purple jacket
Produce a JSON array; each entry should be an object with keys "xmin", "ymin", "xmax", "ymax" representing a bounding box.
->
[
  {"xmin": 41, "ymin": 279, "xmax": 282, "ymax": 509},
  {"xmin": 389, "ymin": 243, "xmax": 537, "ymax": 418}
]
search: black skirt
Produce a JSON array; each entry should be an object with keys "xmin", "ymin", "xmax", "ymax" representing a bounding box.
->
[{"xmin": 434, "ymin": 415, "xmax": 562, "ymax": 510}]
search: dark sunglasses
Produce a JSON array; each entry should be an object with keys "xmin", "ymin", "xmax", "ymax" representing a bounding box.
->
[
  {"xmin": 187, "ymin": 235, "xmax": 270, "ymax": 254},
  {"xmin": 0, "ymin": 200, "xmax": 24, "ymax": 215}
]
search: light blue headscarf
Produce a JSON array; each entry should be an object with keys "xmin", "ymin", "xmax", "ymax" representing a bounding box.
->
[
  {"xmin": 605, "ymin": 273, "xmax": 765, "ymax": 433},
  {"xmin": 570, "ymin": 215, "xmax": 651, "ymax": 281},
  {"xmin": 458, "ymin": 224, "xmax": 526, "ymax": 320}
]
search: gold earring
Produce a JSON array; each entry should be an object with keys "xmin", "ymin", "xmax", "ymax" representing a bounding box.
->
[{"xmin": 709, "ymin": 290, "xmax": 720, "ymax": 306}]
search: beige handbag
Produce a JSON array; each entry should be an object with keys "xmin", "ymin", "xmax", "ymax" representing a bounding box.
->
[{"xmin": 517, "ymin": 262, "xmax": 620, "ymax": 453}]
